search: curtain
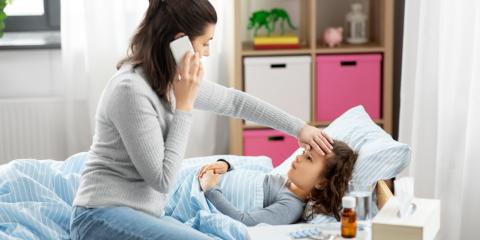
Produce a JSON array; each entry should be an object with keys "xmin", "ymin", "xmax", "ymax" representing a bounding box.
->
[
  {"xmin": 399, "ymin": 0, "xmax": 480, "ymax": 239},
  {"xmin": 61, "ymin": 0, "xmax": 233, "ymax": 157}
]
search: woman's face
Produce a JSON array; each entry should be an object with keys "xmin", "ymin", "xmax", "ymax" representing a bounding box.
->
[
  {"xmin": 287, "ymin": 149, "xmax": 333, "ymax": 193},
  {"xmin": 191, "ymin": 23, "xmax": 216, "ymax": 57}
]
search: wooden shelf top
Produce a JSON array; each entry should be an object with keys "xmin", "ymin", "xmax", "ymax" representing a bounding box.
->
[
  {"xmin": 241, "ymin": 42, "xmax": 312, "ymax": 56},
  {"xmin": 241, "ymin": 41, "xmax": 384, "ymax": 57},
  {"xmin": 316, "ymin": 42, "xmax": 385, "ymax": 54}
]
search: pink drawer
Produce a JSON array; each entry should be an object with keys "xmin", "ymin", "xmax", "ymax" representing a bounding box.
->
[
  {"xmin": 316, "ymin": 54, "xmax": 382, "ymax": 121},
  {"xmin": 243, "ymin": 129, "xmax": 298, "ymax": 167}
]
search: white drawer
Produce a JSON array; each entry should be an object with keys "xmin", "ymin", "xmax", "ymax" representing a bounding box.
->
[{"xmin": 244, "ymin": 56, "xmax": 311, "ymax": 125}]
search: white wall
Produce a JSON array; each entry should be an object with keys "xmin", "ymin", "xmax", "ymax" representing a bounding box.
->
[
  {"xmin": 0, "ymin": 49, "xmax": 63, "ymax": 98},
  {"xmin": 0, "ymin": 49, "xmax": 67, "ymax": 163}
]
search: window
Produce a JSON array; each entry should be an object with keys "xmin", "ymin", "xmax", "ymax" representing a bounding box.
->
[
  {"xmin": 5, "ymin": 0, "xmax": 45, "ymax": 16},
  {"xmin": 3, "ymin": 0, "xmax": 60, "ymax": 32}
]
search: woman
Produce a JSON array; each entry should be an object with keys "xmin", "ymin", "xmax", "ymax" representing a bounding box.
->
[
  {"xmin": 198, "ymin": 140, "xmax": 358, "ymax": 226},
  {"xmin": 70, "ymin": 0, "xmax": 333, "ymax": 239}
]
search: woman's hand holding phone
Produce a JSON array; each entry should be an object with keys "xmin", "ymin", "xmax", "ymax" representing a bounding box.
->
[{"xmin": 173, "ymin": 51, "xmax": 204, "ymax": 112}]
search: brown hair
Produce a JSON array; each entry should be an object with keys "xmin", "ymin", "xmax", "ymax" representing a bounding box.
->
[
  {"xmin": 117, "ymin": 0, "xmax": 217, "ymax": 103},
  {"xmin": 305, "ymin": 140, "xmax": 358, "ymax": 221}
]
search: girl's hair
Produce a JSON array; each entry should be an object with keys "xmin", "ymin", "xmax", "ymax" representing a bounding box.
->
[
  {"xmin": 305, "ymin": 140, "xmax": 358, "ymax": 221},
  {"xmin": 117, "ymin": 0, "xmax": 217, "ymax": 103}
]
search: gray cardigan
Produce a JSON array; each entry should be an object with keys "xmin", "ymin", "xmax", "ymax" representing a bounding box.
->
[{"xmin": 73, "ymin": 64, "xmax": 305, "ymax": 217}]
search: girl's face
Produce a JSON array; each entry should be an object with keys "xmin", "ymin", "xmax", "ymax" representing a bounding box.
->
[
  {"xmin": 191, "ymin": 23, "xmax": 216, "ymax": 57},
  {"xmin": 287, "ymin": 149, "xmax": 333, "ymax": 193}
]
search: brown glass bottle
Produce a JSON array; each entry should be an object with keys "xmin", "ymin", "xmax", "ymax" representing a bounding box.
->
[{"xmin": 341, "ymin": 196, "xmax": 357, "ymax": 238}]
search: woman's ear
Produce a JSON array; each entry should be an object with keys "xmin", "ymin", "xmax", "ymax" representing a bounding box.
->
[{"xmin": 174, "ymin": 32, "xmax": 187, "ymax": 39}]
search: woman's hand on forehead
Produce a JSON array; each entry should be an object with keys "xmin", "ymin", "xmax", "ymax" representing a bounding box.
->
[{"xmin": 298, "ymin": 125, "xmax": 334, "ymax": 156}]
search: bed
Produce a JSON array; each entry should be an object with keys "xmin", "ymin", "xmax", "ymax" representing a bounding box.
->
[
  {"xmin": 0, "ymin": 106, "xmax": 411, "ymax": 239},
  {"xmin": 0, "ymin": 150, "xmax": 284, "ymax": 239},
  {"xmin": 0, "ymin": 153, "xmax": 398, "ymax": 240}
]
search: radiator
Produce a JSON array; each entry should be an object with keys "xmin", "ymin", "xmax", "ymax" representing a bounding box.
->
[{"xmin": 0, "ymin": 98, "xmax": 67, "ymax": 164}]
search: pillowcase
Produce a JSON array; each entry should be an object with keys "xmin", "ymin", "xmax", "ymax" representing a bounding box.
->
[
  {"xmin": 322, "ymin": 106, "xmax": 411, "ymax": 186},
  {"xmin": 271, "ymin": 105, "xmax": 411, "ymax": 223}
]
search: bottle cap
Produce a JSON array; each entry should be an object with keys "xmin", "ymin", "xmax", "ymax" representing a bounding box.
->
[{"xmin": 342, "ymin": 196, "xmax": 356, "ymax": 209}]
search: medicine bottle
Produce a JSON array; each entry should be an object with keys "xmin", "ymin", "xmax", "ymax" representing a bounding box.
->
[{"xmin": 341, "ymin": 196, "xmax": 357, "ymax": 238}]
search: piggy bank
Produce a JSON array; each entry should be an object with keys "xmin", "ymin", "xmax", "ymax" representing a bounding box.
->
[{"xmin": 323, "ymin": 27, "xmax": 343, "ymax": 47}]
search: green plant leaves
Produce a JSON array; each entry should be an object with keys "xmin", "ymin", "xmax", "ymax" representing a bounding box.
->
[
  {"xmin": 0, "ymin": 21, "xmax": 4, "ymax": 38},
  {"xmin": 0, "ymin": 11, "xmax": 7, "ymax": 21},
  {"xmin": 0, "ymin": 0, "xmax": 6, "ymax": 38}
]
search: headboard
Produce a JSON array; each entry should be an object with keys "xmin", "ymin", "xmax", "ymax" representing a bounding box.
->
[{"xmin": 376, "ymin": 179, "xmax": 394, "ymax": 210}]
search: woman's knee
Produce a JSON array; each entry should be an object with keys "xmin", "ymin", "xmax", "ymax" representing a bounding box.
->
[
  {"xmin": 70, "ymin": 207, "xmax": 144, "ymax": 240},
  {"xmin": 156, "ymin": 216, "xmax": 213, "ymax": 240}
]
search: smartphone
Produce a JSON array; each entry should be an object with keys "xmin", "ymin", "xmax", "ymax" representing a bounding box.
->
[{"xmin": 169, "ymin": 35, "xmax": 194, "ymax": 65}]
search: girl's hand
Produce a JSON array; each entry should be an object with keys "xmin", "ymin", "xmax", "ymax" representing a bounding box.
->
[
  {"xmin": 173, "ymin": 51, "xmax": 204, "ymax": 111},
  {"xmin": 199, "ymin": 170, "xmax": 222, "ymax": 191},
  {"xmin": 198, "ymin": 161, "xmax": 229, "ymax": 178},
  {"xmin": 298, "ymin": 125, "xmax": 334, "ymax": 156}
]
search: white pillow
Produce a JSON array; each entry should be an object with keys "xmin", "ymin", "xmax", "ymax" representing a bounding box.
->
[
  {"xmin": 272, "ymin": 105, "xmax": 410, "ymax": 183},
  {"xmin": 322, "ymin": 105, "xmax": 411, "ymax": 185},
  {"xmin": 271, "ymin": 105, "xmax": 411, "ymax": 223}
]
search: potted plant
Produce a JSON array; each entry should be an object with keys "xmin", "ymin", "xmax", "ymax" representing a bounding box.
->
[{"xmin": 0, "ymin": 0, "xmax": 12, "ymax": 38}]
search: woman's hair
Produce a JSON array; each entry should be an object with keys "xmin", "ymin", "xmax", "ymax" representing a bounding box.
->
[
  {"xmin": 117, "ymin": 0, "xmax": 217, "ymax": 103},
  {"xmin": 305, "ymin": 140, "xmax": 358, "ymax": 221}
]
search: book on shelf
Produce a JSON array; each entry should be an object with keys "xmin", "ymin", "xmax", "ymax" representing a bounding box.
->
[
  {"xmin": 254, "ymin": 44, "xmax": 300, "ymax": 50},
  {"xmin": 253, "ymin": 35, "xmax": 300, "ymax": 50},
  {"xmin": 253, "ymin": 35, "xmax": 299, "ymax": 45}
]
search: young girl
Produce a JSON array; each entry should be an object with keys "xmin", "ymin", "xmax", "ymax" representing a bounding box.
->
[{"xmin": 198, "ymin": 140, "xmax": 358, "ymax": 226}]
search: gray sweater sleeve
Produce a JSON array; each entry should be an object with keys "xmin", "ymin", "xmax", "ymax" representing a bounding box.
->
[
  {"xmin": 108, "ymin": 79, "xmax": 193, "ymax": 194},
  {"xmin": 194, "ymin": 80, "xmax": 306, "ymax": 137},
  {"xmin": 204, "ymin": 186, "xmax": 304, "ymax": 226}
]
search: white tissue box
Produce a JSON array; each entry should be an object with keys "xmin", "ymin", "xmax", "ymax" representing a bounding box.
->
[{"xmin": 372, "ymin": 198, "xmax": 440, "ymax": 240}]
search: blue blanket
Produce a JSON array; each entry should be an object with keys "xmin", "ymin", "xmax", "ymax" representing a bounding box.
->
[
  {"xmin": 0, "ymin": 153, "xmax": 86, "ymax": 240},
  {"xmin": 0, "ymin": 153, "xmax": 273, "ymax": 239},
  {"xmin": 166, "ymin": 165, "xmax": 269, "ymax": 240}
]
